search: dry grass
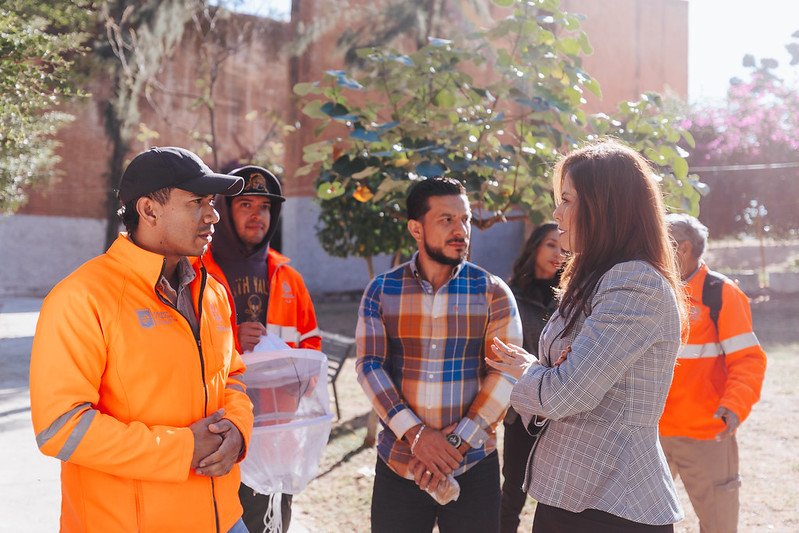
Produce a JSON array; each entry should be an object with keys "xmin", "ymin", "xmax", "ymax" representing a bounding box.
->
[{"xmin": 292, "ymin": 295, "xmax": 799, "ymax": 532}]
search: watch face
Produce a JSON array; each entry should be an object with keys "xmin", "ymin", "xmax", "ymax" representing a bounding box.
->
[{"xmin": 446, "ymin": 433, "xmax": 462, "ymax": 447}]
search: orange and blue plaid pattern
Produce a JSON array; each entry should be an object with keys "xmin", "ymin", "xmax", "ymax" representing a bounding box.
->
[{"xmin": 355, "ymin": 255, "xmax": 522, "ymax": 477}]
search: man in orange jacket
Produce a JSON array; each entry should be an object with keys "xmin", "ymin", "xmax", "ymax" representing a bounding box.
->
[
  {"xmin": 203, "ymin": 165, "xmax": 321, "ymax": 533},
  {"xmin": 30, "ymin": 147, "xmax": 254, "ymax": 532},
  {"xmin": 660, "ymin": 214, "xmax": 767, "ymax": 533}
]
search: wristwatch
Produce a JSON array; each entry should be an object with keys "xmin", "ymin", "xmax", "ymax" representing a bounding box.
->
[{"xmin": 446, "ymin": 433, "xmax": 462, "ymax": 448}]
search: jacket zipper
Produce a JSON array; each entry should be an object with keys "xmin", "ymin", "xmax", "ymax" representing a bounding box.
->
[{"xmin": 154, "ymin": 260, "xmax": 220, "ymax": 533}]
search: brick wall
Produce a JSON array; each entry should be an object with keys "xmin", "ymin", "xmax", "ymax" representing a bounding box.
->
[{"xmin": 21, "ymin": 0, "xmax": 687, "ymax": 217}]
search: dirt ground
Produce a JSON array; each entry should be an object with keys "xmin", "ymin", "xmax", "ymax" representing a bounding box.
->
[{"xmin": 291, "ymin": 291, "xmax": 799, "ymax": 533}]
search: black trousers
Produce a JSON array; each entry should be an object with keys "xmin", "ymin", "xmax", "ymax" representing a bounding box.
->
[
  {"xmin": 238, "ymin": 483, "xmax": 292, "ymax": 533},
  {"xmin": 532, "ymin": 503, "xmax": 675, "ymax": 533},
  {"xmin": 371, "ymin": 452, "xmax": 501, "ymax": 533},
  {"xmin": 500, "ymin": 416, "xmax": 541, "ymax": 533}
]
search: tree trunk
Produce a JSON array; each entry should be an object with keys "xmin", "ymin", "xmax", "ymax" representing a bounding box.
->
[
  {"xmin": 758, "ymin": 221, "xmax": 768, "ymax": 288},
  {"xmin": 103, "ymin": 104, "xmax": 129, "ymax": 250},
  {"xmin": 364, "ymin": 255, "xmax": 375, "ymax": 280}
]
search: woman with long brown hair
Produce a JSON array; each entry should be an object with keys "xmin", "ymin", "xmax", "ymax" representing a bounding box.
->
[{"xmin": 489, "ymin": 139, "xmax": 686, "ymax": 532}]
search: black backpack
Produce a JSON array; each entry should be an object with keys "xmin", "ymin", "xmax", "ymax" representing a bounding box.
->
[{"xmin": 702, "ymin": 269, "xmax": 727, "ymax": 338}]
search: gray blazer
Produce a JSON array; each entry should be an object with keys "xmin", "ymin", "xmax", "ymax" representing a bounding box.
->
[{"xmin": 510, "ymin": 260, "xmax": 684, "ymax": 525}]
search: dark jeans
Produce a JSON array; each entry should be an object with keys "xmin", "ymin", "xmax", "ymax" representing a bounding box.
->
[
  {"xmin": 238, "ymin": 483, "xmax": 292, "ymax": 533},
  {"xmin": 533, "ymin": 503, "xmax": 675, "ymax": 533},
  {"xmin": 371, "ymin": 452, "xmax": 501, "ymax": 533},
  {"xmin": 500, "ymin": 417, "xmax": 541, "ymax": 533}
]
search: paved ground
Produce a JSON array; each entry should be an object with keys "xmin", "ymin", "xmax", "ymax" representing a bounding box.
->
[
  {"xmin": 0, "ymin": 296, "xmax": 342, "ymax": 532},
  {"xmin": 0, "ymin": 297, "xmax": 59, "ymax": 532}
]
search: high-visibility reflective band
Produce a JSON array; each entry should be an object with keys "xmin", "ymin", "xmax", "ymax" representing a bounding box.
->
[
  {"xmin": 299, "ymin": 327, "xmax": 321, "ymax": 342},
  {"xmin": 266, "ymin": 323, "xmax": 300, "ymax": 344},
  {"xmin": 721, "ymin": 332, "xmax": 761, "ymax": 354},
  {"xmin": 56, "ymin": 408, "xmax": 97, "ymax": 461},
  {"xmin": 677, "ymin": 342, "xmax": 723, "ymax": 359},
  {"xmin": 36, "ymin": 402, "xmax": 91, "ymax": 449},
  {"xmin": 226, "ymin": 382, "xmax": 245, "ymax": 394}
]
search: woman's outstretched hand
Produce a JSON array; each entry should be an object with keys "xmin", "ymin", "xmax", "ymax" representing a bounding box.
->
[{"xmin": 487, "ymin": 337, "xmax": 535, "ymax": 380}]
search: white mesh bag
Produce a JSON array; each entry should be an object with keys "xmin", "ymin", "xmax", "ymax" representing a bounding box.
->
[{"xmin": 239, "ymin": 340, "xmax": 333, "ymax": 497}]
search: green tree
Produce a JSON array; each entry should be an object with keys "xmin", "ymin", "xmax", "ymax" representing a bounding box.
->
[
  {"xmin": 297, "ymin": 0, "xmax": 699, "ymax": 273},
  {"xmin": 98, "ymin": 0, "xmax": 198, "ymax": 248},
  {"xmin": 0, "ymin": 1, "xmax": 94, "ymax": 212},
  {"xmin": 142, "ymin": 1, "xmax": 293, "ymax": 175}
]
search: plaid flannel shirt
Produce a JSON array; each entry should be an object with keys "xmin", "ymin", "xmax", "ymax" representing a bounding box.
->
[{"xmin": 355, "ymin": 254, "xmax": 522, "ymax": 478}]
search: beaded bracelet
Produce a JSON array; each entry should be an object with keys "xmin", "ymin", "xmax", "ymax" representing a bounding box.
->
[{"xmin": 410, "ymin": 424, "xmax": 426, "ymax": 455}]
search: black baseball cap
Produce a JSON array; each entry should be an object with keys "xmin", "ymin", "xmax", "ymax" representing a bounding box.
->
[
  {"xmin": 229, "ymin": 165, "xmax": 286, "ymax": 202},
  {"xmin": 118, "ymin": 147, "xmax": 245, "ymax": 204}
]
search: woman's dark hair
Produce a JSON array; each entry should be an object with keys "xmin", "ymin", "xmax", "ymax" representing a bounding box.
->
[
  {"xmin": 509, "ymin": 222, "xmax": 559, "ymax": 296},
  {"xmin": 406, "ymin": 177, "xmax": 466, "ymax": 221},
  {"xmin": 117, "ymin": 187, "xmax": 173, "ymax": 235},
  {"xmin": 553, "ymin": 139, "xmax": 686, "ymax": 336}
]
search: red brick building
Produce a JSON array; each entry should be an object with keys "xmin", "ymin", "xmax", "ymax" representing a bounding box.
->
[{"xmin": 4, "ymin": 0, "xmax": 688, "ymax": 296}]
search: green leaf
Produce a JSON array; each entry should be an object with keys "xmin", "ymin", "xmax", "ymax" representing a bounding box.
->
[
  {"xmin": 496, "ymin": 48, "xmax": 513, "ymax": 68},
  {"xmin": 295, "ymin": 164, "xmax": 315, "ymax": 177},
  {"xmin": 492, "ymin": 0, "xmax": 515, "ymax": 6},
  {"xmin": 657, "ymin": 144, "xmax": 679, "ymax": 165},
  {"xmin": 433, "ymin": 89, "xmax": 456, "ymax": 107},
  {"xmin": 303, "ymin": 141, "xmax": 332, "ymax": 164},
  {"xmin": 681, "ymin": 130, "xmax": 696, "ymax": 149},
  {"xmin": 539, "ymin": 0, "xmax": 562, "ymax": 14},
  {"xmin": 562, "ymin": 14, "xmax": 582, "ymax": 30},
  {"xmin": 672, "ymin": 157, "xmax": 689, "ymax": 180},
  {"xmin": 557, "ymin": 38, "xmax": 582, "ymax": 56},
  {"xmin": 583, "ymin": 77, "xmax": 601, "ymax": 97},
  {"xmin": 302, "ymin": 100, "xmax": 329, "ymax": 120},
  {"xmin": 317, "ymin": 181, "xmax": 346, "ymax": 200},
  {"xmin": 372, "ymin": 177, "xmax": 410, "ymax": 203},
  {"xmin": 577, "ymin": 32, "xmax": 593, "ymax": 55},
  {"xmin": 293, "ymin": 82, "xmax": 320, "ymax": 96}
]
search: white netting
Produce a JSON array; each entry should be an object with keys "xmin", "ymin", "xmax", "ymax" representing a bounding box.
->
[{"xmin": 239, "ymin": 338, "xmax": 333, "ymax": 497}]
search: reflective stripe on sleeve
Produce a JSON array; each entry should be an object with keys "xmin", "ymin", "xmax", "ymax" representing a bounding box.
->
[
  {"xmin": 226, "ymin": 382, "xmax": 245, "ymax": 394},
  {"xmin": 299, "ymin": 327, "xmax": 321, "ymax": 342},
  {"xmin": 266, "ymin": 323, "xmax": 301, "ymax": 344},
  {"xmin": 720, "ymin": 332, "xmax": 761, "ymax": 354},
  {"xmin": 36, "ymin": 402, "xmax": 91, "ymax": 449},
  {"xmin": 677, "ymin": 342, "xmax": 723, "ymax": 359},
  {"xmin": 56, "ymin": 408, "xmax": 97, "ymax": 461}
]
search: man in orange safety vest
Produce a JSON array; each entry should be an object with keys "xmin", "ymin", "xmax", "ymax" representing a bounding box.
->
[{"xmin": 660, "ymin": 214, "xmax": 767, "ymax": 533}]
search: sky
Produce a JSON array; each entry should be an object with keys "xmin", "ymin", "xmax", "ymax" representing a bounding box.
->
[
  {"xmin": 689, "ymin": 0, "xmax": 798, "ymax": 103},
  {"xmin": 225, "ymin": 0, "xmax": 799, "ymax": 103}
]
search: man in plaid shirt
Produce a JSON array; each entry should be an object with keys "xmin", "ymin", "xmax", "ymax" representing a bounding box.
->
[{"xmin": 356, "ymin": 177, "xmax": 523, "ymax": 532}]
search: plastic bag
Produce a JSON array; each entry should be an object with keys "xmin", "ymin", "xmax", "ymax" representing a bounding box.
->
[
  {"xmin": 238, "ymin": 344, "xmax": 333, "ymax": 496},
  {"xmin": 426, "ymin": 474, "xmax": 460, "ymax": 505}
]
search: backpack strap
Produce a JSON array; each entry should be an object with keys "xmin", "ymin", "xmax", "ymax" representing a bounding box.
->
[{"xmin": 702, "ymin": 269, "xmax": 726, "ymax": 343}]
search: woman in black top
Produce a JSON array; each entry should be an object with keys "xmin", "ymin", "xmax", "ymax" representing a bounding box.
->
[{"xmin": 500, "ymin": 223, "xmax": 563, "ymax": 533}]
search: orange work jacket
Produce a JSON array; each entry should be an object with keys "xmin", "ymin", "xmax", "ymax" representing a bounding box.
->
[
  {"xmin": 659, "ymin": 263, "xmax": 767, "ymax": 440},
  {"xmin": 30, "ymin": 234, "xmax": 253, "ymax": 532},
  {"xmin": 203, "ymin": 247, "xmax": 321, "ymax": 352}
]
